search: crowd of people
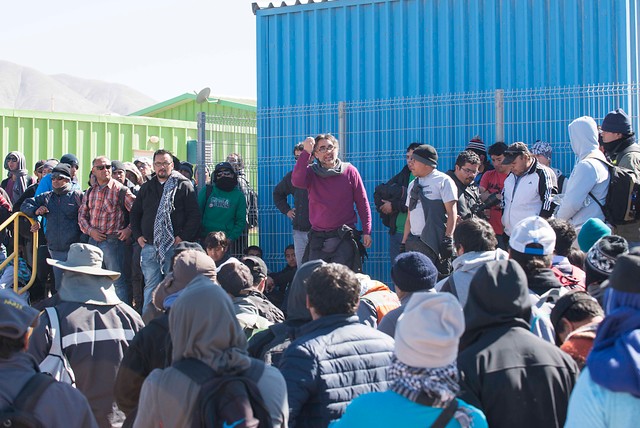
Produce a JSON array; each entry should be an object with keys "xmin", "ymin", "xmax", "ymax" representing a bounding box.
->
[{"xmin": 1, "ymin": 109, "xmax": 640, "ymax": 427}]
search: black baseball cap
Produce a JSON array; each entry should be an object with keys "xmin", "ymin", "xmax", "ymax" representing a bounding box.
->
[{"xmin": 501, "ymin": 142, "xmax": 529, "ymax": 166}]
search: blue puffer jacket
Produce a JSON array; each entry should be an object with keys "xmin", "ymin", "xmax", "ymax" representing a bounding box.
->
[
  {"xmin": 279, "ymin": 314, "xmax": 394, "ymax": 428},
  {"xmin": 21, "ymin": 190, "xmax": 83, "ymax": 251}
]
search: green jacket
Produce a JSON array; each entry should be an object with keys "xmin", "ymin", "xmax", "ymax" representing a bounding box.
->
[{"xmin": 198, "ymin": 184, "xmax": 246, "ymax": 240}]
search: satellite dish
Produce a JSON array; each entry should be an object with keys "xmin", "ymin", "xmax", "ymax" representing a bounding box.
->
[
  {"xmin": 196, "ymin": 87, "xmax": 211, "ymax": 104},
  {"xmin": 148, "ymin": 136, "xmax": 160, "ymax": 145}
]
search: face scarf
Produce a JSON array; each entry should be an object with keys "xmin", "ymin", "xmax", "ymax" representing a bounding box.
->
[
  {"xmin": 216, "ymin": 176, "xmax": 238, "ymax": 192},
  {"xmin": 310, "ymin": 158, "xmax": 350, "ymax": 177},
  {"xmin": 603, "ymin": 134, "xmax": 636, "ymax": 160},
  {"xmin": 5, "ymin": 151, "xmax": 29, "ymax": 202},
  {"xmin": 52, "ymin": 182, "xmax": 72, "ymax": 195}
]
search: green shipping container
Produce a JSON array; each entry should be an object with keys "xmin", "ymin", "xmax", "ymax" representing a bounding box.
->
[{"xmin": 0, "ymin": 108, "xmax": 197, "ymax": 178}]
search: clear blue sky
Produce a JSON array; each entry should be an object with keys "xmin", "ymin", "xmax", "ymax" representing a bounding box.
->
[{"xmin": 2, "ymin": 0, "xmax": 259, "ymax": 101}]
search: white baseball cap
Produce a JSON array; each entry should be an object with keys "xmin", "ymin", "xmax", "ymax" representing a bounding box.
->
[{"xmin": 509, "ymin": 216, "xmax": 556, "ymax": 256}]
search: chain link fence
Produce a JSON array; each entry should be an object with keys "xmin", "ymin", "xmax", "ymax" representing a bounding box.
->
[{"xmin": 205, "ymin": 83, "xmax": 640, "ymax": 283}]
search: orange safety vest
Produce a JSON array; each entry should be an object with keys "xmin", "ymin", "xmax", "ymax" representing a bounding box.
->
[{"xmin": 361, "ymin": 280, "xmax": 401, "ymax": 324}]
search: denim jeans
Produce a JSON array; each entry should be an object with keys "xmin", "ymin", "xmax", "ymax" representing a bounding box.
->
[
  {"xmin": 292, "ymin": 229, "xmax": 309, "ymax": 268},
  {"xmin": 140, "ymin": 243, "xmax": 173, "ymax": 313},
  {"xmin": 48, "ymin": 249, "xmax": 68, "ymax": 291},
  {"xmin": 89, "ymin": 236, "xmax": 128, "ymax": 303}
]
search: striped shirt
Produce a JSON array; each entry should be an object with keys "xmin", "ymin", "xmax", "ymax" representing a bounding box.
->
[{"xmin": 78, "ymin": 179, "xmax": 135, "ymax": 235}]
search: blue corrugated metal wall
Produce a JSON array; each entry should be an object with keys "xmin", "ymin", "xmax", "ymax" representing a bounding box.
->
[
  {"xmin": 257, "ymin": 0, "xmax": 640, "ymax": 107},
  {"xmin": 255, "ymin": 0, "xmax": 640, "ymax": 283}
]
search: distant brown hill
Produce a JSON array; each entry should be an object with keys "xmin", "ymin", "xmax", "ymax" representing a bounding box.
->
[{"xmin": 0, "ymin": 60, "xmax": 156, "ymax": 115}]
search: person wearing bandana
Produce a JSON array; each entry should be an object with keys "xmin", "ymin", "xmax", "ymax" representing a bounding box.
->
[
  {"xmin": 198, "ymin": 161, "xmax": 247, "ymax": 246},
  {"xmin": 600, "ymin": 108, "xmax": 640, "ymax": 246},
  {"xmin": 21, "ymin": 163, "xmax": 84, "ymax": 291},
  {"xmin": 1, "ymin": 151, "xmax": 36, "ymax": 205},
  {"xmin": 291, "ymin": 134, "xmax": 372, "ymax": 272}
]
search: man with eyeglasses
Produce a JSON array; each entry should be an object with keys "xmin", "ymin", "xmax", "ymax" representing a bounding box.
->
[
  {"xmin": 273, "ymin": 142, "xmax": 313, "ymax": 265},
  {"xmin": 130, "ymin": 149, "xmax": 201, "ymax": 314},
  {"xmin": 198, "ymin": 161, "xmax": 246, "ymax": 248},
  {"xmin": 445, "ymin": 150, "xmax": 484, "ymax": 222},
  {"xmin": 35, "ymin": 153, "xmax": 81, "ymax": 197},
  {"xmin": 501, "ymin": 142, "xmax": 558, "ymax": 242},
  {"xmin": 292, "ymin": 134, "xmax": 372, "ymax": 272},
  {"xmin": 78, "ymin": 156, "xmax": 137, "ymax": 304}
]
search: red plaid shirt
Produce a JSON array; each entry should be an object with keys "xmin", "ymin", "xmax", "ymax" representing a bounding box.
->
[{"xmin": 78, "ymin": 179, "xmax": 135, "ymax": 235}]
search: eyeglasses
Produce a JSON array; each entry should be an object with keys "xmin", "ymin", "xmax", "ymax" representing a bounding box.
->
[
  {"xmin": 94, "ymin": 165, "xmax": 111, "ymax": 171},
  {"xmin": 460, "ymin": 167, "xmax": 479, "ymax": 175},
  {"xmin": 7, "ymin": 157, "xmax": 17, "ymax": 162},
  {"xmin": 154, "ymin": 161, "xmax": 172, "ymax": 168},
  {"xmin": 315, "ymin": 145, "xmax": 335, "ymax": 154}
]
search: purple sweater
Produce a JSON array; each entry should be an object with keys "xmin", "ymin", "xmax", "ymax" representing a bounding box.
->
[{"xmin": 292, "ymin": 151, "xmax": 372, "ymax": 235}]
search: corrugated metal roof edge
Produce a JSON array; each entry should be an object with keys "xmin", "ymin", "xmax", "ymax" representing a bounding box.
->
[
  {"xmin": 0, "ymin": 107, "xmax": 197, "ymax": 128},
  {"xmin": 253, "ymin": 0, "xmax": 387, "ymax": 15},
  {"xmin": 128, "ymin": 93, "xmax": 257, "ymax": 117}
]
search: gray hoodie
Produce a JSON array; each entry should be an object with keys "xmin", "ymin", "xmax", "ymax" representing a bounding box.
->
[
  {"xmin": 134, "ymin": 277, "xmax": 289, "ymax": 428},
  {"xmin": 556, "ymin": 116, "xmax": 610, "ymax": 229},
  {"xmin": 436, "ymin": 249, "xmax": 509, "ymax": 308}
]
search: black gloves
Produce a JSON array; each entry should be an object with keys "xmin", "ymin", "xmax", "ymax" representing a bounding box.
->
[
  {"xmin": 439, "ymin": 236, "xmax": 455, "ymax": 259},
  {"xmin": 399, "ymin": 243, "xmax": 406, "ymax": 253}
]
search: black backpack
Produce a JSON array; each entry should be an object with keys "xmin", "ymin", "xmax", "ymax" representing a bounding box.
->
[
  {"xmin": 173, "ymin": 358, "xmax": 273, "ymax": 428},
  {"xmin": 589, "ymin": 151, "xmax": 640, "ymax": 225},
  {"xmin": 0, "ymin": 373, "xmax": 55, "ymax": 428}
]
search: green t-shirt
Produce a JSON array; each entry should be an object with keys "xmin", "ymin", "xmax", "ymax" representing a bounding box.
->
[
  {"xmin": 394, "ymin": 173, "xmax": 415, "ymax": 233},
  {"xmin": 198, "ymin": 184, "xmax": 247, "ymax": 240}
]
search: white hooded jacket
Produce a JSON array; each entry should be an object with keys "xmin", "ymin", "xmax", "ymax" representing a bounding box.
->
[{"xmin": 556, "ymin": 116, "xmax": 610, "ymax": 229}]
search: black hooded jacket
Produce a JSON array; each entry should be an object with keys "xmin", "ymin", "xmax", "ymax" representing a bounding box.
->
[
  {"xmin": 247, "ymin": 260, "xmax": 324, "ymax": 367},
  {"xmin": 373, "ymin": 165, "xmax": 411, "ymax": 234},
  {"xmin": 457, "ymin": 260, "xmax": 579, "ymax": 428}
]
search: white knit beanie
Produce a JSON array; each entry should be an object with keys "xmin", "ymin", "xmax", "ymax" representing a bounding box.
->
[{"xmin": 395, "ymin": 292, "xmax": 465, "ymax": 368}]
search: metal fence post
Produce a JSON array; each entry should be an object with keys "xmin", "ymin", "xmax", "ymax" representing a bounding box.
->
[
  {"xmin": 196, "ymin": 112, "xmax": 207, "ymax": 188},
  {"xmin": 495, "ymin": 89, "xmax": 504, "ymax": 142},
  {"xmin": 338, "ymin": 101, "xmax": 347, "ymax": 159}
]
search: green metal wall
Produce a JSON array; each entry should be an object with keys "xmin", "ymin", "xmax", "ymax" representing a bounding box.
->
[{"xmin": 0, "ymin": 108, "xmax": 197, "ymax": 178}]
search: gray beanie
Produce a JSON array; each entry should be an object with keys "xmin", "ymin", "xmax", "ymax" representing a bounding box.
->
[{"xmin": 395, "ymin": 292, "xmax": 465, "ymax": 368}]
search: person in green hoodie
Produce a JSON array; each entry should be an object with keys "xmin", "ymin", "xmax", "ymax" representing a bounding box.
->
[{"xmin": 198, "ymin": 161, "xmax": 247, "ymax": 246}]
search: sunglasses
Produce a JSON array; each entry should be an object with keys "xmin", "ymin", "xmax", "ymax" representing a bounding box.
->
[
  {"xmin": 94, "ymin": 165, "xmax": 112, "ymax": 171},
  {"xmin": 51, "ymin": 175, "xmax": 69, "ymax": 181},
  {"xmin": 7, "ymin": 157, "xmax": 17, "ymax": 162}
]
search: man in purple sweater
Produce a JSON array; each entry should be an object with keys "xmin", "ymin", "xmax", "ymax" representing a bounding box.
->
[{"xmin": 292, "ymin": 134, "xmax": 372, "ymax": 272}]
